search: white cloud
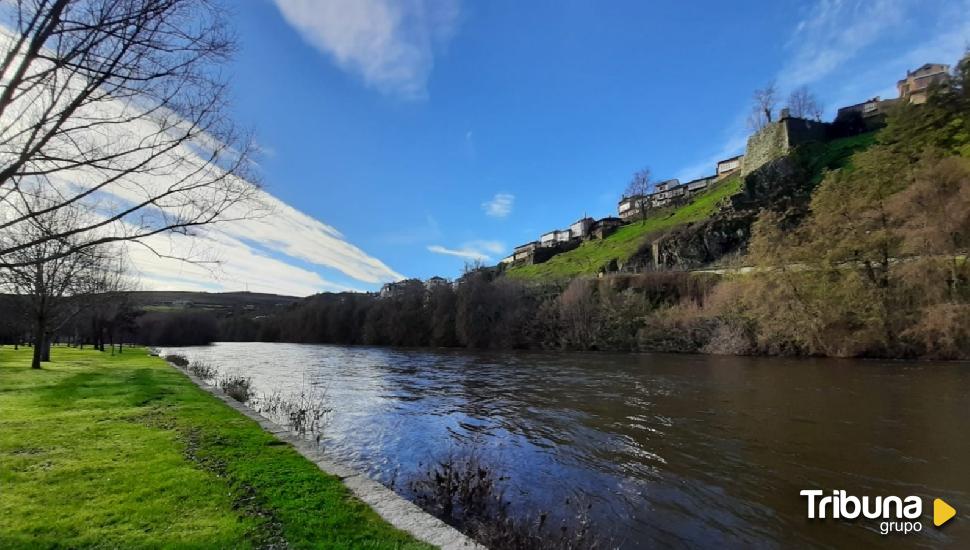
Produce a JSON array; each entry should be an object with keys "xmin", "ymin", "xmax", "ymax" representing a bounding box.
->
[
  {"xmin": 482, "ymin": 192, "xmax": 514, "ymax": 218},
  {"xmin": 677, "ymin": 0, "xmax": 970, "ymax": 182},
  {"xmin": 428, "ymin": 240, "xmax": 504, "ymax": 261},
  {"xmin": 778, "ymin": 0, "xmax": 908, "ymax": 89},
  {"xmin": 0, "ymin": 25, "xmax": 403, "ymax": 297},
  {"xmin": 272, "ymin": 0, "xmax": 461, "ymax": 99}
]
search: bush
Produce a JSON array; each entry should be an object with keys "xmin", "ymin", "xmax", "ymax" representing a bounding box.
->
[
  {"xmin": 219, "ymin": 374, "xmax": 253, "ymax": 403},
  {"xmin": 254, "ymin": 388, "xmax": 331, "ymax": 438},
  {"xmin": 407, "ymin": 452, "xmax": 606, "ymax": 549},
  {"xmin": 188, "ymin": 361, "xmax": 217, "ymax": 382},
  {"xmin": 163, "ymin": 354, "xmax": 189, "ymax": 367}
]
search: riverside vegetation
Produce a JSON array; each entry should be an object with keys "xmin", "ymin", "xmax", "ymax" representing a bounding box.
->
[
  {"xmin": 0, "ymin": 346, "xmax": 430, "ymax": 549},
  {"xmin": 178, "ymin": 53, "xmax": 970, "ymax": 361}
]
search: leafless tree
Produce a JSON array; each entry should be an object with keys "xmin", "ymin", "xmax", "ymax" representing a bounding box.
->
[
  {"xmin": 0, "ymin": 193, "xmax": 123, "ymax": 368},
  {"xmin": 748, "ymin": 82, "xmax": 778, "ymax": 131},
  {"xmin": 787, "ymin": 86, "xmax": 823, "ymax": 121},
  {"xmin": 624, "ymin": 167, "xmax": 652, "ymax": 223},
  {"xmin": 0, "ymin": 0, "xmax": 263, "ymax": 270}
]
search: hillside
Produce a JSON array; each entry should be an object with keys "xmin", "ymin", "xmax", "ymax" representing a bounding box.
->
[
  {"xmin": 130, "ymin": 291, "xmax": 300, "ymax": 313},
  {"xmin": 506, "ymin": 132, "xmax": 877, "ymax": 281},
  {"xmin": 507, "ymin": 176, "xmax": 743, "ymax": 280}
]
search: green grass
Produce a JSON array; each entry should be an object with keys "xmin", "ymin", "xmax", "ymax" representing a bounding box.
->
[
  {"xmin": 507, "ymin": 176, "xmax": 744, "ymax": 280},
  {"xmin": 0, "ymin": 346, "xmax": 431, "ymax": 549},
  {"xmin": 506, "ymin": 133, "xmax": 879, "ymax": 282},
  {"xmin": 797, "ymin": 131, "xmax": 878, "ymax": 184}
]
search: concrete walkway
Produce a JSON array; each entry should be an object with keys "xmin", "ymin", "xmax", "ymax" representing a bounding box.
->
[{"xmin": 173, "ymin": 363, "xmax": 484, "ymax": 550}]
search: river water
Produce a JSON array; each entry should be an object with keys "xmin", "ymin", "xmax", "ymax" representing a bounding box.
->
[{"xmin": 161, "ymin": 342, "xmax": 970, "ymax": 548}]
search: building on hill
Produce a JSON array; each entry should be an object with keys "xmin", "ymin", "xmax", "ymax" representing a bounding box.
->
[
  {"xmin": 716, "ymin": 155, "xmax": 743, "ymax": 179},
  {"xmin": 898, "ymin": 63, "xmax": 950, "ymax": 104},
  {"xmin": 686, "ymin": 175, "xmax": 716, "ymax": 194},
  {"xmin": 590, "ymin": 217, "xmax": 625, "ymax": 239},
  {"xmin": 380, "ymin": 279, "xmax": 421, "ymax": 298},
  {"xmin": 569, "ymin": 217, "xmax": 594, "ymax": 239},
  {"xmin": 617, "ymin": 195, "xmax": 644, "ymax": 220},
  {"xmin": 425, "ymin": 276, "xmax": 449, "ymax": 290},
  {"xmin": 835, "ymin": 96, "xmax": 899, "ymax": 131},
  {"xmin": 653, "ymin": 179, "xmax": 679, "ymax": 194},
  {"xmin": 513, "ymin": 242, "xmax": 538, "ymax": 262},
  {"xmin": 539, "ymin": 228, "xmax": 571, "ymax": 247}
]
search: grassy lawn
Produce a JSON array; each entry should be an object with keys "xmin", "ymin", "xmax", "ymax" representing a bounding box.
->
[
  {"xmin": 507, "ymin": 176, "xmax": 744, "ymax": 280},
  {"xmin": 0, "ymin": 346, "xmax": 430, "ymax": 549}
]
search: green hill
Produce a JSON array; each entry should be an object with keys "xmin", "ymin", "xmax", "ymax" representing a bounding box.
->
[
  {"xmin": 506, "ymin": 132, "xmax": 877, "ymax": 281},
  {"xmin": 507, "ymin": 176, "xmax": 743, "ymax": 280}
]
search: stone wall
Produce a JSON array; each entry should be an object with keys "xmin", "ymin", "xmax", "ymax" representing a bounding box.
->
[{"xmin": 740, "ymin": 117, "xmax": 828, "ymax": 177}]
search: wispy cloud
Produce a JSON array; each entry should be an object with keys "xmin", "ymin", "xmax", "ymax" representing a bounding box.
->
[
  {"xmin": 778, "ymin": 0, "xmax": 908, "ymax": 89},
  {"xmin": 0, "ymin": 26, "xmax": 403, "ymax": 297},
  {"xmin": 272, "ymin": 0, "xmax": 461, "ymax": 99},
  {"xmin": 679, "ymin": 0, "xmax": 970, "ymax": 182},
  {"xmin": 428, "ymin": 240, "xmax": 504, "ymax": 261},
  {"xmin": 482, "ymin": 192, "xmax": 514, "ymax": 218}
]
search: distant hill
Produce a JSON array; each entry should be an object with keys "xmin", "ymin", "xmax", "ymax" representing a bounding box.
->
[{"xmin": 130, "ymin": 291, "xmax": 301, "ymax": 315}]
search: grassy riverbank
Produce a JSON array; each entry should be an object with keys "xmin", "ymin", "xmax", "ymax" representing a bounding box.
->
[{"xmin": 0, "ymin": 346, "xmax": 430, "ymax": 549}]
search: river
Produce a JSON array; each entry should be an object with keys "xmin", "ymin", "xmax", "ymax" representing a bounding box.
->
[{"xmin": 161, "ymin": 342, "xmax": 970, "ymax": 548}]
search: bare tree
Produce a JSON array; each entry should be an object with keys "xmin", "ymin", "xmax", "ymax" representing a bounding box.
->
[
  {"xmin": 787, "ymin": 86, "xmax": 823, "ymax": 121},
  {"xmin": 0, "ymin": 0, "xmax": 263, "ymax": 270},
  {"xmin": 623, "ymin": 167, "xmax": 652, "ymax": 223},
  {"xmin": 0, "ymin": 193, "xmax": 123, "ymax": 368},
  {"xmin": 748, "ymin": 82, "xmax": 778, "ymax": 131}
]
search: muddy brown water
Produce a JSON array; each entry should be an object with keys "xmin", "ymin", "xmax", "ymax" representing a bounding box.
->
[{"xmin": 162, "ymin": 342, "xmax": 970, "ymax": 548}]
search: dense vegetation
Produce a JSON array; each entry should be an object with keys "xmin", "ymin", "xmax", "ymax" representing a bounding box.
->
[{"xmin": 0, "ymin": 346, "xmax": 429, "ymax": 549}]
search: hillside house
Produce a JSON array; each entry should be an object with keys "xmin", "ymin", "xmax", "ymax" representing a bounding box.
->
[
  {"xmin": 898, "ymin": 63, "xmax": 950, "ymax": 104},
  {"xmin": 716, "ymin": 155, "xmax": 743, "ymax": 179},
  {"xmin": 686, "ymin": 175, "xmax": 716, "ymax": 194},
  {"xmin": 380, "ymin": 279, "xmax": 422, "ymax": 298},
  {"xmin": 618, "ymin": 195, "xmax": 646, "ymax": 220},
  {"xmin": 539, "ymin": 228, "xmax": 571, "ymax": 247},
  {"xmin": 653, "ymin": 179, "xmax": 679, "ymax": 194},
  {"xmin": 569, "ymin": 217, "xmax": 594, "ymax": 239},
  {"xmin": 590, "ymin": 217, "xmax": 625, "ymax": 239},
  {"xmin": 835, "ymin": 96, "xmax": 899, "ymax": 130},
  {"xmin": 513, "ymin": 242, "xmax": 538, "ymax": 262},
  {"xmin": 425, "ymin": 276, "xmax": 449, "ymax": 290}
]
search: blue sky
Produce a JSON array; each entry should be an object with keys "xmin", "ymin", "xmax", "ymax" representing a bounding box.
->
[{"xmin": 135, "ymin": 0, "xmax": 970, "ymax": 295}]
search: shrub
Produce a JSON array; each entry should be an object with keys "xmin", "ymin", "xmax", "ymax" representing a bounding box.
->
[
  {"xmin": 188, "ymin": 361, "xmax": 217, "ymax": 382},
  {"xmin": 163, "ymin": 354, "xmax": 189, "ymax": 367},
  {"xmin": 254, "ymin": 387, "xmax": 331, "ymax": 438},
  {"xmin": 219, "ymin": 374, "xmax": 253, "ymax": 403},
  {"xmin": 407, "ymin": 452, "xmax": 606, "ymax": 549}
]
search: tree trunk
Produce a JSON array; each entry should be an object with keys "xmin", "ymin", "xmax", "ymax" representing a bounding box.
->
[
  {"xmin": 42, "ymin": 333, "xmax": 52, "ymax": 362},
  {"xmin": 31, "ymin": 321, "xmax": 45, "ymax": 369}
]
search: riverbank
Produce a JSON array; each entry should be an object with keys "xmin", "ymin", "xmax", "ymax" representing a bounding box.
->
[{"xmin": 0, "ymin": 346, "xmax": 431, "ymax": 548}]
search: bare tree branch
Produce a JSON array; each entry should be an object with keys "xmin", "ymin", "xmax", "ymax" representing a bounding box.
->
[{"xmin": 0, "ymin": 0, "xmax": 264, "ymax": 268}]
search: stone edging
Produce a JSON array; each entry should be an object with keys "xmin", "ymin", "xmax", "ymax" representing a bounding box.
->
[{"xmin": 170, "ymin": 362, "xmax": 484, "ymax": 550}]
